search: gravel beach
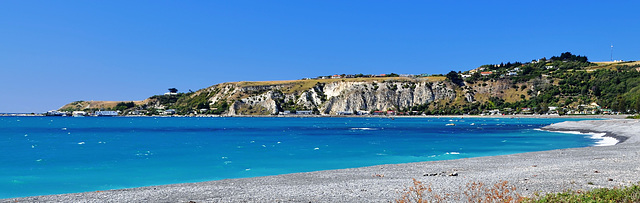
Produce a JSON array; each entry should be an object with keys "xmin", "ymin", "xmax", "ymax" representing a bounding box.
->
[{"xmin": 5, "ymin": 119, "xmax": 640, "ymax": 202}]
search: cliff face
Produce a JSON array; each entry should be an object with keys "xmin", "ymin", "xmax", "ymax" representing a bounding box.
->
[
  {"xmin": 58, "ymin": 77, "xmax": 469, "ymax": 115},
  {"xmin": 192, "ymin": 78, "xmax": 461, "ymax": 115},
  {"xmin": 318, "ymin": 81, "xmax": 456, "ymax": 114}
]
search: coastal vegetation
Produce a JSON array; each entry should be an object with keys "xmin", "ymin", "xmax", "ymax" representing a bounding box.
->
[
  {"xmin": 396, "ymin": 178, "xmax": 640, "ymax": 203},
  {"xmin": 528, "ymin": 184, "xmax": 640, "ymax": 202},
  {"xmin": 626, "ymin": 114, "xmax": 640, "ymax": 119}
]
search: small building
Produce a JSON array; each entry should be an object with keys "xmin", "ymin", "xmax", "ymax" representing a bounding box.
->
[
  {"xmin": 95, "ymin": 111, "xmax": 118, "ymax": 116},
  {"xmin": 331, "ymin": 75, "xmax": 342, "ymax": 79},
  {"xmin": 165, "ymin": 88, "xmax": 178, "ymax": 96},
  {"xmin": 372, "ymin": 111, "xmax": 385, "ymax": 115},
  {"xmin": 488, "ymin": 109, "xmax": 501, "ymax": 115},
  {"xmin": 520, "ymin": 108, "xmax": 533, "ymax": 114},
  {"xmin": 461, "ymin": 74, "xmax": 472, "ymax": 78},
  {"xmin": 72, "ymin": 111, "xmax": 87, "ymax": 117},
  {"xmin": 296, "ymin": 110, "xmax": 313, "ymax": 115},
  {"xmin": 130, "ymin": 110, "xmax": 148, "ymax": 115},
  {"xmin": 507, "ymin": 72, "xmax": 518, "ymax": 76},
  {"xmin": 481, "ymin": 71, "xmax": 493, "ymax": 76},
  {"xmin": 46, "ymin": 110, "xmax": 68, "ymax": 116},
  {"xmin": 356, "ymin": 111, "xmax": 370, "ymax": 115},
  {"xmin": 164, "ymin": 109, "xmax": 176, "ymax": 115},
  {"xmin": 545, "ymin": 66, "xmax": 555, "ymax": 69},
  {"xmin": 337, "ymin": 111, "xmax": 353, "ymax": 115}
]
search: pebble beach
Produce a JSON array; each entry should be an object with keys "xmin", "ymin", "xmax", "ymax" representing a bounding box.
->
[{"xmin": 5, "ymin": 119, "xmax": 640, "ymax": 202}]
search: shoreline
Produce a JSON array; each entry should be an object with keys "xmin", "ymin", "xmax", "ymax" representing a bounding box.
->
[
  {"xmin": 1, "ymin": 113, "xmax": 630, "ymax": 119},
  {"xmin": 5, "ymin": 119, "xmax": 640, "ymax": 202},
  {"xmin": 541, "ymin": 128, "xmax": 627, "ymax": 145}
]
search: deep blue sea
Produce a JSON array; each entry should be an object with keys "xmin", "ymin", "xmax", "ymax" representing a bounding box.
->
[{"xmin": 1, "ymin": 116, "xmax": 598, "ymax": 198}]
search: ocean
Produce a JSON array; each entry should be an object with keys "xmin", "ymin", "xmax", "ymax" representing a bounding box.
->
[{"xmin": 0, "ymin": 116, "xmax": 600, "ymax": 198}]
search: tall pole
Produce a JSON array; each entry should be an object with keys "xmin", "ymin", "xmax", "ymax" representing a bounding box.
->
[{"xmin": 611, "ymin": 44, "xmax": 613, "ymax": 62}]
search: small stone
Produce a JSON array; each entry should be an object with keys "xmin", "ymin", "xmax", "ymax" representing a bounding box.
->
[
  {"xmin": 448, "ymin": 172, "xmax": 458, "ymax": 176},
  {"xmin": 594, "ymin": 170, "xmax": 600, "ymax": 173},
  {"xmin": 608, "ymin": 178, "xmax": 613, "ymax": 181}
]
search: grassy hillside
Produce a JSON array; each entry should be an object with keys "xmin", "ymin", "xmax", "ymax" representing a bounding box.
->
[
  {"xmin": 58, "ymin": 52, "xmax": 640, "ymax": 116},
  {"xmin": 59, "ymin": 100, "xmax": 147, "ymax": 112}
]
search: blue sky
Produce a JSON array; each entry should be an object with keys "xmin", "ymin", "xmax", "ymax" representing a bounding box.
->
[{"xmin": 1, "ymin": 1, "xmax": 639, "ymax": 113}]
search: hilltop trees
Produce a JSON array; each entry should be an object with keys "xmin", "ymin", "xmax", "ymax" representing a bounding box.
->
[
  {"xmin": 446, "ymin": 71, "xmax": 464, "ymax": 86},
  {"xmin": 550, "ymin": 52, "xmax": 588, "ymax": 62},
  {"xmin": 114, "ymin": 102, "xmax": 135, "ymax": 111}
]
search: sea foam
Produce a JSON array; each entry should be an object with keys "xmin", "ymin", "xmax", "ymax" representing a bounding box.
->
[{"xmin": 547, "ymin": 130, "xmax": 618, "ymax": 146}]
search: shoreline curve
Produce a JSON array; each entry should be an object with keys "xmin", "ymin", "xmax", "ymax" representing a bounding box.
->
[{"xmin": 5, "ymin": 119, "xmax": 640, "ymax": 202}]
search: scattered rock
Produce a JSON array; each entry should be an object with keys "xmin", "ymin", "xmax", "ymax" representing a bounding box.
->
[
  {"xmin": 608, "ymin": 178, "xmax": 613, "ymax": 181},
  {"xmin": 594, "ymin": 170, "xmax": 600, "ymax": 173},
  {"xmin": 448, "ymin": 172, "xmax": 458, "ymax": 176}
]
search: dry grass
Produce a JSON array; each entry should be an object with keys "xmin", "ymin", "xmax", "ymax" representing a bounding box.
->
[
  {"xmin": 396, "ymin": 179, "xmax": 523, "ymax": 203},
  {"xmin": 235, "ymin": 103, "xmax": 271, "ymax": 115},
  {"xmin": 231, "ymin": 77, "xmax": 436, "ymax": 95},
  {"xmin": 464, "ymin": 181, "xmax": 524, "ymax": 203},
  {"xmin": 502, "ymin": 88, "xmax": 527, "ymax": 103},
  {"xmin": 396, "ymin": 178, "xmax": 449, "ymax": 203},
  {"xmin": 588, "ymin": 61, "xmax": 640, "ymax": 71},
  {"xmin": 59, "ymin": 100, "xmax": 147, "ymax": 110},
  {"xmin": 473, "ymin": 93, "xmax": 491, "ymax": 103}
]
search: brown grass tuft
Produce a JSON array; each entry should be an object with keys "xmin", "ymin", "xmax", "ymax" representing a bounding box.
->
[{"xmin": 396, "ymin": 179, "xmax": 524, "ymax": 203}]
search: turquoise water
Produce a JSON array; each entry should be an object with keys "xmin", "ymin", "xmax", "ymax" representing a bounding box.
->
[{"xmin": 1, "ymin": 117, "xmax": 596, "ymax": 198}]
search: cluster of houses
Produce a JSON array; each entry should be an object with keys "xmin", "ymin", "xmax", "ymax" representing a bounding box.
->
[
  {"xmin": 305, "ymin": 73, "xmax": 429, "ymax": 80},
  {"xmin": 46, "ymin": 108, "xmax": 183, "ymax": 117},
  {"xmin": 481, "ymin": 103, "xmax": 619, "ymax": 116},
  {"xmin": 278, "ymin": 110, "xmax": 313, "ymax": 115},
  {"xmin": 462, "ymin": 67, "xmax": 522, "ymax": 78},
  {"xmin": 46, "ymin": 110, "xmax": 119, "ymax": 117},
  {"xmin": 128, "ymin": 109, "xmax": 178, "ymax": 116}
]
